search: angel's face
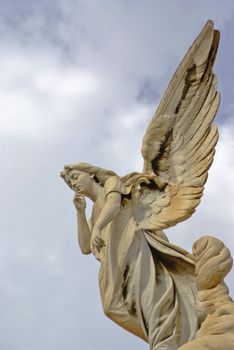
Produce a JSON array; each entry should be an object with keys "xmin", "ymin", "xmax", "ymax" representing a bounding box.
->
[{"xmin": 64, "ymin": 169, "xmax": 92, "ymax": 194}]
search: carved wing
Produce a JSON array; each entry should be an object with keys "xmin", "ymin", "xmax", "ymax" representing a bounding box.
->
[{"xmin": 135, "ymin": 20, "xmax": 219, "ymax": 231}]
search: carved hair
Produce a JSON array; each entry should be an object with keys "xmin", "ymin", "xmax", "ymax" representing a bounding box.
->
[{"xmin": 63, "ymin": 162, "xmax": 117, "ymax": 186}]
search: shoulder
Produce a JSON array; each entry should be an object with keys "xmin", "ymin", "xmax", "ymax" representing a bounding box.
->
[{"xmin": 104, "ymin": 176, "xmax": 129, "ymax": 197}]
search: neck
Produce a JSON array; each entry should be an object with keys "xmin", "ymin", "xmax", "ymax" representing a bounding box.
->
[{"xmin": 83, "ymin": 182, "xmax": 102, "ymax": 202}]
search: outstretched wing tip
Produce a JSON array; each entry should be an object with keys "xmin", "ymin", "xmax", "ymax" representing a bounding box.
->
[
  {"xmin": 138, "ymin": 21, "xmax": 221, "ymax": 231},
  {"xmin": 206, "ymin": 19, "xmax": 214, "ymax": 27}
]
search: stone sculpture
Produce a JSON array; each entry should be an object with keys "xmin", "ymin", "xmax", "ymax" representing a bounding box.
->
[{"xmin": 61, "ymin": 20, "xmax": 234, "ymax": 349}]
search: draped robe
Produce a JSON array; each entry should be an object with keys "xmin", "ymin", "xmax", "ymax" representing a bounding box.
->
[{"xmin": 91, "ymin": 176, "xmax": 198, "ymax": 350}]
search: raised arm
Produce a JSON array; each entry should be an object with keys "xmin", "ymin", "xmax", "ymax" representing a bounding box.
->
[{"xmin": 73, "ymin": 193, "xmax": 91, "ymax": 255}]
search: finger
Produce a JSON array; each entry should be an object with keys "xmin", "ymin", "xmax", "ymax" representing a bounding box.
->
[
  {"xmin": 93, "ymin": 242, "xmax": 101, "ymax": 253},
  {"xmin": 75, "ymin": 191, "xmax": 83, "ymax": 197},
  {"xmin": 94, "ymin": 237, "xmax": 101, "ymax": 245},
  {"xmin": 95, "ymin": 237, "xmax": 105, "ymax": 248},
  {"xmin": 75, "ymin": 194, "xmax": 84, "ymax": 201},
  {"xmin": 94, "ymin": 236, "xmax": 102, "ymax": 244},
  {"xmin": 74, "ymin": 196, "xmax": 86, "ymax": 205},
  {"xmin": 98, "ymin": 237, "xmax": 105, "ymax": 247},
  {"xmin": 93, "ymin": 240, "xmax": 101, "ymax": 252},
  {"xmin": 93, "ymin": 237, "xmax": 99, "ymax": 245}
]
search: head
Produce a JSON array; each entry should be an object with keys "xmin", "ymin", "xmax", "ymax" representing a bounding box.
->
[{"xmin": 60, "ymin": 162, "xmax": 117, "ymax": 195}]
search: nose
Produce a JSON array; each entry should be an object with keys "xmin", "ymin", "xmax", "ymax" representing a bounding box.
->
[{"xmin": 70, "ymin": 179, "xmax": 78, "ymax": 189}]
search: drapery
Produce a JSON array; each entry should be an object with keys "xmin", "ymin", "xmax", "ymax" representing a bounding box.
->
[{"xmin": 98, "ymin": 205, "xmax": 198, "ymax": 350}]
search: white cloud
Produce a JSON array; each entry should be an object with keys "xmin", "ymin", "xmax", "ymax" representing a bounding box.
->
[
  {"xmin": 32, "ymin": 68, "xmax": 98, "ymax": 98},
  {"xmin": 0, "ymin": 48, "xmax": 99, "ymax": 140},
  {"xmin": 1, "ymin": 1, "xmax": 234, "ymax": 349}
]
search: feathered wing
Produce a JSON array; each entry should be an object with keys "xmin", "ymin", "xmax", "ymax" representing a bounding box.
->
[{"xmin": 134, "ymin": 20, "xmax": 220, "ymax": 231}]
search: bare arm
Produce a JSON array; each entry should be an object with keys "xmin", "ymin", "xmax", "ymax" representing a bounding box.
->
[
  {"xmin": 73, "ymin": 194, "xmax": 91, "ymax": 255},
  {"xmin": 91, "ymin": 192, "xmax": 121, "ymax": 251},
  {"xmin": 94, "ymin": 192, "xmax": 121, "ymax": 231}
]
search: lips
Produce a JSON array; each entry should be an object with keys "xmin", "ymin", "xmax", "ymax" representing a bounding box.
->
[{"xmin": 75, "ymin": 185, "xmax": 82, "ymax": 192}]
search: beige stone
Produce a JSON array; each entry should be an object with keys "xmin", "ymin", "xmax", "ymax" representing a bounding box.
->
[{"xmin": 61, "ymin": 20, "xmax": 234, "ymax": 349}]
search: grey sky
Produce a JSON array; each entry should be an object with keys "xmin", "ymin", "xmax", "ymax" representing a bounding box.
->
[{"xmin": 1, "ymin": 1, "xmax": 234, "ymax": 349}]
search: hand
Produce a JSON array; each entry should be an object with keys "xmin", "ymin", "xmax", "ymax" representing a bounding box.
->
[
  {"xmin": 73, "ymin": 193, "xmax": 86, "ymax": 211},
  {"xmin": 91, "ymin": 227, "xmax": 105, "ymax": 253}
]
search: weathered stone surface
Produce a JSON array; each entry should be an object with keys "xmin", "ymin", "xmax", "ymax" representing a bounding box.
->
[{"xmin": 61, "ymin": 20, "xmax": 233, "ymax": 349}]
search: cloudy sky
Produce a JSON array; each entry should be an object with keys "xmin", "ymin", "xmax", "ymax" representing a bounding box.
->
[{"xmin": 1, "ymin": 1, "xmax": 234, "ymax": 349}]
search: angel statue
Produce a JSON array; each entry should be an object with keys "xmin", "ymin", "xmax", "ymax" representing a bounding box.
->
[{"xmin": 61, "ymin": 21, "xmax": 234, "ymax": 350}]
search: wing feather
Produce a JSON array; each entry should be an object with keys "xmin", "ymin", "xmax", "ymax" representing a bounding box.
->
[{"xmin": 135, "ymin": 21, "xmax": 220, "ymax": 231}]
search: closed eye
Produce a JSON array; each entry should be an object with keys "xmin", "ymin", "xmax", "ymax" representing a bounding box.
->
[{"xmin": 71, "ymin": 173, "xmax": 79, "ymax": 180}]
